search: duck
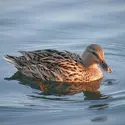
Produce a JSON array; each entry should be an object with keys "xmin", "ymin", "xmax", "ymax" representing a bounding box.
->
[{"xmin": 3, "ymin": 44, "xmax": 112, "ymax": 83}]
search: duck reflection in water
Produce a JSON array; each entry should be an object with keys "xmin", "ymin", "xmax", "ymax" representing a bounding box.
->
[{"xmin": 5, "ymin": 71, "xmax": 110, "ymax": 100}]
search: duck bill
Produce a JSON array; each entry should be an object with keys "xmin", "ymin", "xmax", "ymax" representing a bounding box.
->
[{"xmin": 99, "ymin": 60, "xmax": 112, "ymax": 73}]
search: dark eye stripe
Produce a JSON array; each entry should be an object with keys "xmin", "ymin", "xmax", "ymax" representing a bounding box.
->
[{"xmin": 91, "ymin": 51, "xmax": 99, "ymax": 58}]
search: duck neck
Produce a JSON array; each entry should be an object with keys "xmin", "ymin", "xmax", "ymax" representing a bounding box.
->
[{"xmin": 81, "ymin": 52, "xmax": 95, "ymax": 68}]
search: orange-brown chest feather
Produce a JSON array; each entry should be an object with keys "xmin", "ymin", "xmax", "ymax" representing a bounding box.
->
[{"xmin": 52, "ymin": 60, "xmax": 103, "ymax": 83}]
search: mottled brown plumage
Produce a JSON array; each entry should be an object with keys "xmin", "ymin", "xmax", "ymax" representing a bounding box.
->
[{"xmin": 3, "ymin": 44, "xmax": 112, "ymax": 83}]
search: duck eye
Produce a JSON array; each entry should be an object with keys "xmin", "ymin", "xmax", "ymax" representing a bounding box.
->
[{"xmin": 92, "ymin": 52, "xmax": 98, "ymax": 58}]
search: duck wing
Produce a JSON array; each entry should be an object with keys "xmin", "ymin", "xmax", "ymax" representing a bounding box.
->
[
  {"xmin": 19, "ymin": 49, "xmax": 81, "ymax": 63},
  {"xmin": 4, "ymin": 49, "xmax": 83, "ymax": 82}
]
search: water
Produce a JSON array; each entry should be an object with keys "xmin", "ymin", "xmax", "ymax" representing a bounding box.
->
[{"xmin": 0, "ymin": 0, "xmax": 125, "ymax": 125}]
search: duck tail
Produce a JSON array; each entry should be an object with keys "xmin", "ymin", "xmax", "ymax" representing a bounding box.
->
[{"xmin": 3, "ymin": 55, "xmax": 21, "ymax": 68}]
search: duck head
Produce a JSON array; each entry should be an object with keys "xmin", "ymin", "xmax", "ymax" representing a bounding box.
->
[{"xmin": 82, "ymin": 44, "xmax": 112, "ymax": 73}]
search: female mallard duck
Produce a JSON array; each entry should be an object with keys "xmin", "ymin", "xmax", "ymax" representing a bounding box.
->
[{"xmin": 4, "ymin": 44, "xmax": 112, "ymax": 83}]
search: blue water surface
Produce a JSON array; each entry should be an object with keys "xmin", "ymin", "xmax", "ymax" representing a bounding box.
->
[{"xmin": 0, "ymin": 0, "xmax": 125, "ymax": 125}]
